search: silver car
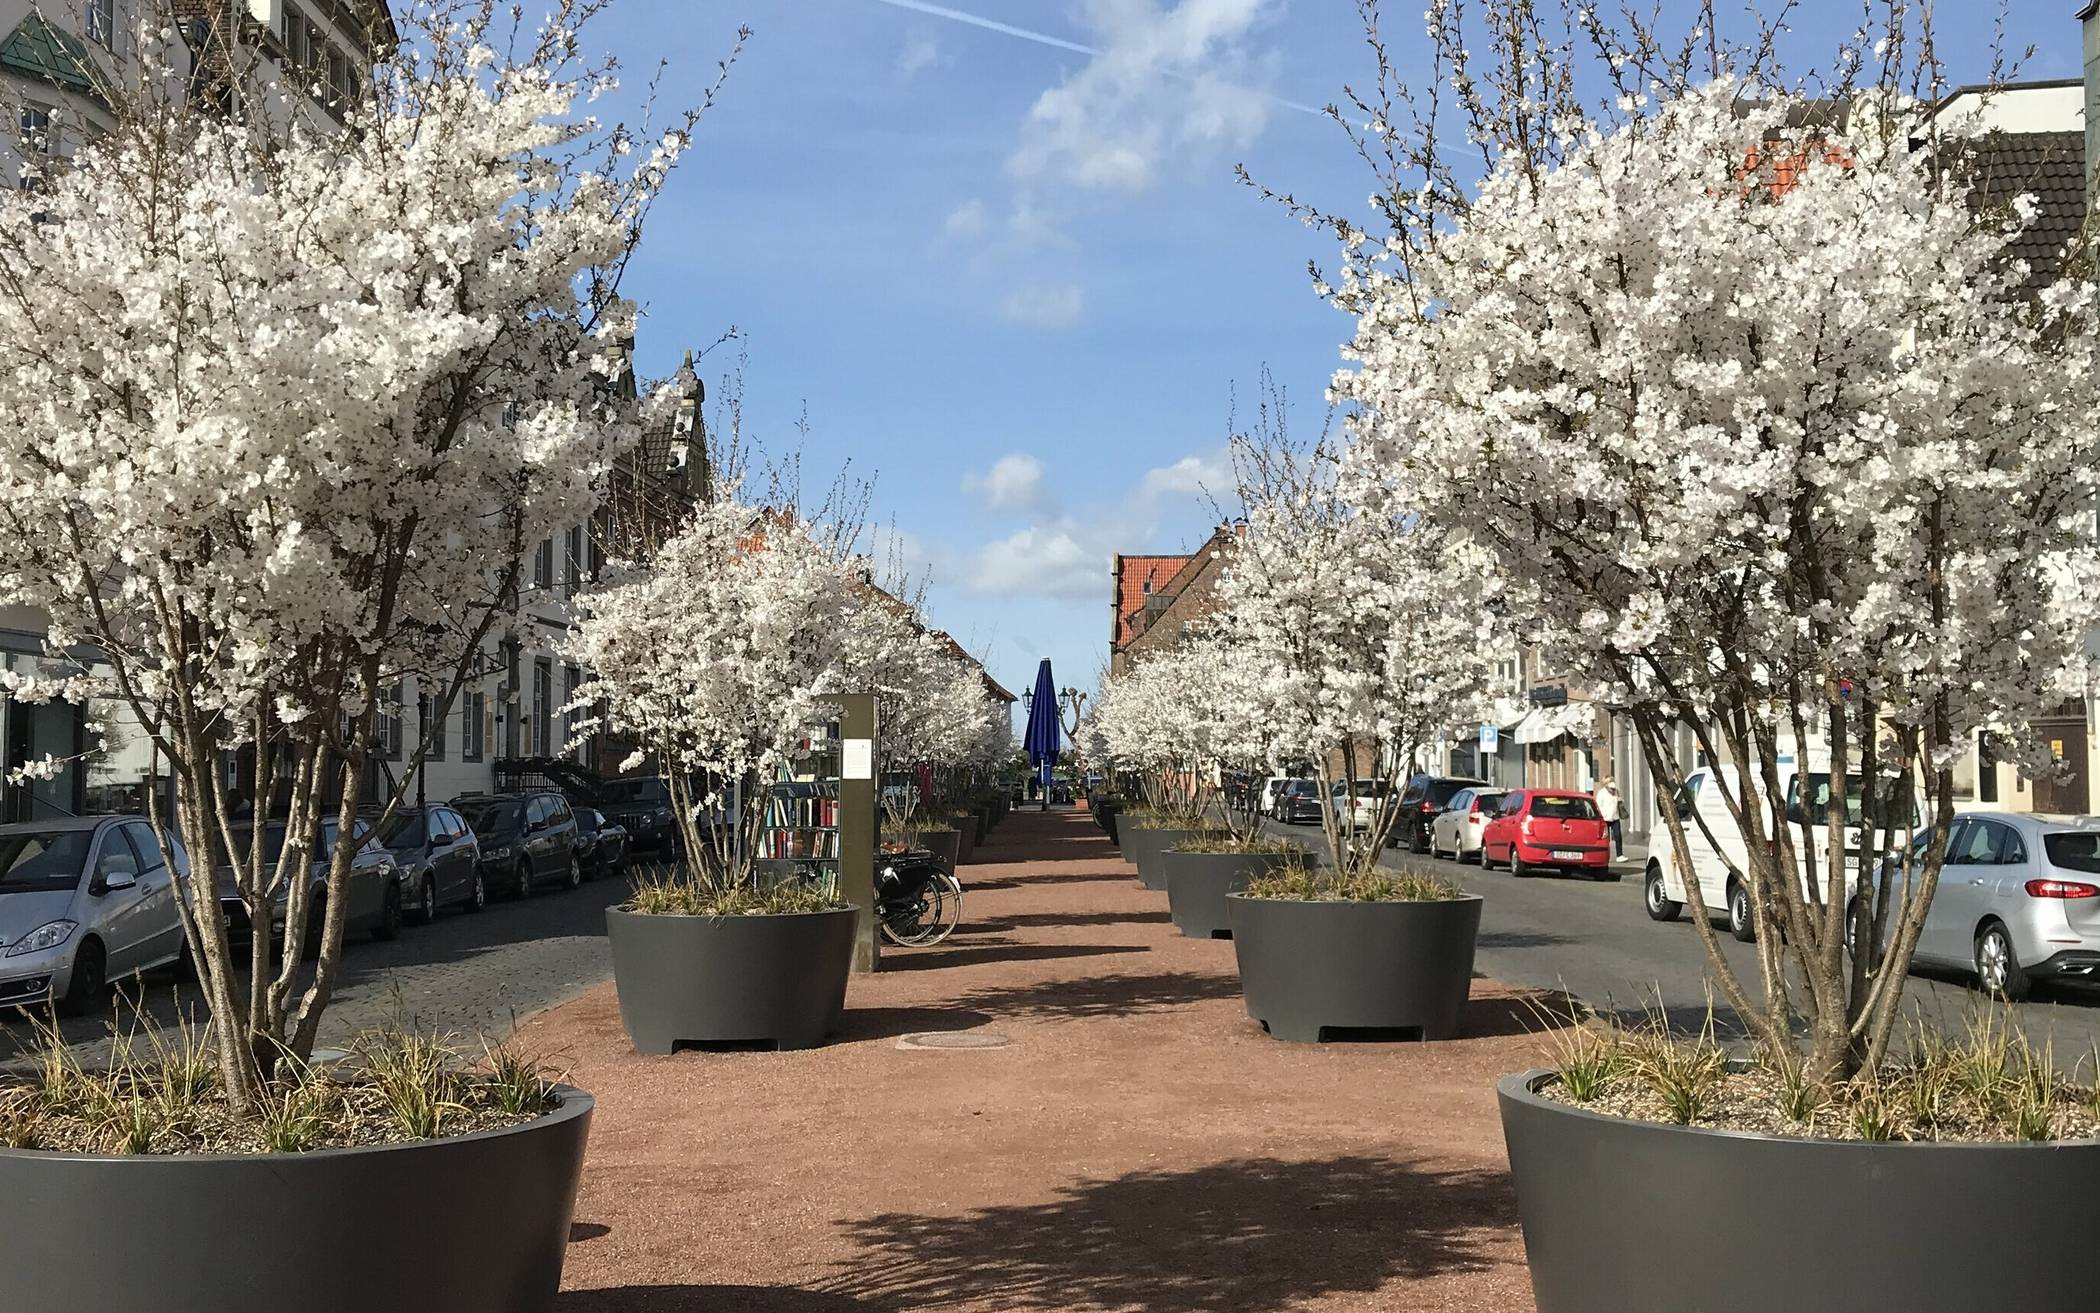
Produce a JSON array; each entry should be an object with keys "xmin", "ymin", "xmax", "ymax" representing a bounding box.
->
[
  {"xmin": 0, "ymin": 816, "xmax": 189, "ymax": 1015},
  {"xmin": 1883, "ymin": 811, "xmax": 2100, "ymax": 999}
]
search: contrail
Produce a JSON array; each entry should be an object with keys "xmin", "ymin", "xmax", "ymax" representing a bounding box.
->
[{"xmin": 861, "ymin": 0, "xmax": 1328, "ymax": 118}]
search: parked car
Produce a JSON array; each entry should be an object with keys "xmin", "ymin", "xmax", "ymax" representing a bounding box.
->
[
  {"xmin": 371, "ymin": 803, "xmax": 484, "ymax": 922},
  {"xmin": 1854, "ymin": 812, "xmax": 2100, "ymax": 1001},
  {"xmin": 1256, "ymin": 776, "xmax": 1294, "ymax": 818},
  {"xmin": 594, "ymin": 775, "xmax": 678, "ymax": 854},
  {"xmin": 1644, "ymin": 762, "xmax": 1920, "ymax": 940},
  {"xmin": 1429, "ymin": 787, "xmax": 1505, "ymax": 862},
  {"xmin": 1329, "ymin": 779, "xmax": 1392, "ymax": 833},
  {"xmin": 1395, "ymin": 774, "xmax": 1489, "ymax": 852},
  {"xmin": 217, "ymin": 816, "xmax": 401, "ymax": 954},
  {"xmin": 0, "ymin": 817, "xmax": 190, "ymax": 1014},
  {"xmin": 1274, "ymin": 779, "xmax": 1324, "ymax": 825},
  {"xmin": 456, "ymin": 790, "xmax": 582, "ymax": 899},
  {"xmin": 1481, "ymin": 790, "xmax": 1615, "ymax": 879},
  {"xmin": 574, "ymin": 807, "xmax": 630, "ymax": 879}
]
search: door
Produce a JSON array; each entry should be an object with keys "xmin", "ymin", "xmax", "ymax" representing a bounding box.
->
[
  {"xmin": 525, "ymin": 796, "xmax": 559, "ymax": 878},
  {"xmin": 1977, "ymin": 819, "xmax": 2037, "ymax": 933},
  {"xmin": 434, "ymin": 809, "xmax": 474, "ymax": 901},
  {"xmin": 2033, "ymin": 719, "xmax": 2088, "ymax": 814},
  {"xmin": 88, "ymin": 826, "xmax": 151, "ymax": 978},
  {"xmin": 119, "ymin": 822, "xmax": 183, "ymax": 970},
  {"xmin": 1921, "ymin": 819, "xmax": 1989, "ymax": 965}
]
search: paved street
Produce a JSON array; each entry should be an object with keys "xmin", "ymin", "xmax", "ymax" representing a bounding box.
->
[
  {"xmin": 1, "ymin": 870, "xmax": 641, "ymax": 1069},
  {"xmin": 1257, "ymin": 816, "xmax": 2100, "ymax": 1057}
]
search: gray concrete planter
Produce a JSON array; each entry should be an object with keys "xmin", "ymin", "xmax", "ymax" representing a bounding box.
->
[
  {"xmin": 1499, "ymin": 1069, "xmax": 2100, "ymax": 1311},
  {"xmin": 972, "ymin": 805, "xmax": 990, "ymax": 845},
  {"xmin": 1162, "ymin": 848, "xmax": 1293, "ymax": 939},
  {"xmin": 1123, "ymin": 825, "xmax": 1196, "ymax": 890},
  {"xmin": 0, "ymin": 1086, "xmax": 591, "ymax": 1313},
  {"xmin": 917, "ymin": 828, "xmax": 961, "ymax": 871},
  {"xmin": 606, "ymin": 905, "xmax": 856, "ymax": 1053},
  {"xmin": 1225, "ymin": 893, "xmax": 1481, "ymax": 1041}
]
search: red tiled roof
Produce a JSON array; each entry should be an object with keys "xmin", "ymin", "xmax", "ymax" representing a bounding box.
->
[{"xmin": 1111, "ymin": 554, "xmax": 1191, "ymax": 649}]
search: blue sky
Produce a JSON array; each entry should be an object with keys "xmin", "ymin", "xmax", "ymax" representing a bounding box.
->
[{"xmin": 593, "ymin": 0, "xmax": 2078, "ymax": 707}]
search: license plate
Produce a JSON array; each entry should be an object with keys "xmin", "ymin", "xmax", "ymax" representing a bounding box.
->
[{"xmin": 1551, "ymin": 849, "xmax": 1584, "ymax": 861}]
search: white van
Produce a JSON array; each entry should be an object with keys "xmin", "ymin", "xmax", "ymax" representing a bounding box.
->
[{"xmin": 1642, "ymin": 760, "xmax": 1920, "ymax": 941}]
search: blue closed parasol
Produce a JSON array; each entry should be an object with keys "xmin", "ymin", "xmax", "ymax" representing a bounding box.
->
[{"xmin": 1021, "ymin": 659, "xmax": 1060, "ymax": 806}]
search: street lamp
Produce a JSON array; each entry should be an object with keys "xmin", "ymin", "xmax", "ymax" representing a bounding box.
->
[{"xmin": 1059, "ymin": 686, "xmax": 1088, "ymax": 796}]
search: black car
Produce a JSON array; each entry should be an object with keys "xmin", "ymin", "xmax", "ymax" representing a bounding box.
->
[
  {"xmin": 369, "ymin": 803, "xmax": 484, "ymax": 921},
  {"xmin": 1396, "ymin": 774, "xmax": 1489, "ymax": 852},
  {"xmin": 1274, "ymin": 779, "xmax": 1324, "ymax": 824},
  {"xmin": 593, "ymin": 776, "xmax": 678, "ymax": 854},
  {"xmin": 454, "ymin": 791, "xmax": 581, "ymax": 899},
  {"xmin": 573, "ymin": 808, "xmax": 630, "ymax": 879}
]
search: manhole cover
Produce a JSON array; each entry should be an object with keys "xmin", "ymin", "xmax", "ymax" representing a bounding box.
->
[{"xmin": 896, "ymin": 1031, "xmax": 1010, "ymax": 1051}]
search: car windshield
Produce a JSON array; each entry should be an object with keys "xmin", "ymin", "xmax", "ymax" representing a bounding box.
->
[
  {"xmin": 230, "ymin": 822, "xmax": 333, "ymax": 866},
  {"xmin": 2043, "ymin": 831, "xmax": 2100, "ymax": 875},
  {"xmin": 1786, "ymin": 774, "xmax": 1918, "ymax": 829},
  {"xmin": 458, "ymin": 800, "xmax": 521, "ymax": 831},
  {"xmin": 0, "ymin": 830, "xmax": 90, "ymax": 894},
  {"xmin": 600, "ymin": 779, "xmax": 667, "ymax": 806},
  {"xmin": 1531, "ymin": 796, "xmax": 1598, "ymax": 820},
  {"xmin": 379, "ymin": 812, "xmax": 425, "ymax": 850}
]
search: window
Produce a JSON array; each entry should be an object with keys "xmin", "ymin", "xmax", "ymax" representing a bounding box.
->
[
  {"xmin": 1530, "ymin": 795, "xmax": 1599, "ymax": 820},
  {"xmin": 563, "ymin": 665, "xmax": 582, "ymax": 762},
  {"xmin": 533, "ymin": 538, "xmax": 554, "ymax": 590},
  {"xmin": 86, "ymin": 0, "xmax": 114, "ymax": 48},
  {"xmin": 1978, "ymin": 733, "xmax": 2000, "ymax": 804},
  {"xmin": 532, "ymin": 661, "xmax": 551, "ymax": 756},
  {"xmin": 17, "ymin": 105, "xmax": 51, "ymax": 164},
  {"xmin": 121, "ymin": 823, "xmax": 167, "ymax": 873},
  {"xmin": 461, "ymin": 690, "xmax": 485, "ymax": 762},
  {"xmin": 379, "ymin": 684, "xmax": 404, "ymax": 761},
  {"xmin": 564, "ymin": 526, "xmax": 586, "ymax": 595},
  {"xmin": 426, "ymin": 810, "xmax": 447, "ymax": 844},
  {"xmin": 419, "ymin": 692, "xmax": 447, "ymax": 761}
]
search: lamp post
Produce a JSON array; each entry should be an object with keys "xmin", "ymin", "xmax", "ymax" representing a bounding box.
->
[{"xmin": 1059, "ymin": 686, "xmax": 1087, "ymax": 799}]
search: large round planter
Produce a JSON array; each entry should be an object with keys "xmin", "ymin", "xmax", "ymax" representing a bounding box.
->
[
  {"xmin": 1123, "ymin": 824, "xmax": 1196, "ymax": 890},
  {"xmin": 951, "ymin": 815, "xmax": 977, "ymax": 864},
  {"xmin": 1225, "ymin": 893, "xmax": 1481, "ymax": 1041},
  {"xmin": 1162, "ymin": 848, "xmax": 1293, "ymax": 939},
  {"xmin": 0, "ymin": 1086, "xmax": 591, "ymax": 1313},
  {"xmin": 606, "ymin": 905, "xmax": 856, "ymax": 1053},
  {"xmin": 917, "ymin": 828, "xmax": 961, "ymax": 870},
  {"xmin": 972, "ymin": 806, "xmax": 990, "ymax": 846},
  {"xmin": 1102, "ymin": 807, "xmax": 1121, "ymax": 847},
  {"xmin": 1499, "ymin": 1069, "xmax": 2100, "ymax": 1311}
]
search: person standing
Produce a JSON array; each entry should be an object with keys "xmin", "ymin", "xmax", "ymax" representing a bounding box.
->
[{"xmin": 1594, "ymin": 777, "xmax": 1623, "ymax": 859}]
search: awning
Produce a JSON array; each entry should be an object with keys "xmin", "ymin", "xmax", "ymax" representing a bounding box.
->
[{"xmin": 1514, "ymin": 702, "xmax": 1596, "ymax": 745}]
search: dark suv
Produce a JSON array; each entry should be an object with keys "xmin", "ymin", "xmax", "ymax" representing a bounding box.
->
[
  {"xmin": 454, "ymin": 791, "xmax": 581, "ymax": 900},
  {"xmin": 593, "ymin": 776, "xmax": 678, "ymax": 854},
  {"xmin": 1396, "ymin": 774, "xmax": 1489, "ymax": 852},
  {"xmin": 1273, "ymin": 779, "xmax": 1324, "ymax": 824}
]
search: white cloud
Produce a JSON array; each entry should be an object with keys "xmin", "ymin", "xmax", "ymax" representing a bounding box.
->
[
  {"xmin": 943, "ymin": 198, "xmax": 989, "ymax": 239},
  {"xmin": 1138, "ymin": 449, "xmax": 1231, "ymax": 502},
  {"xmin": 999, "ymin": 283, "xmax": 1085, "ymax": 329},
  {"xmin": 1006, "ymin": 0, "xmax": 1280, "ymax": 195},
  {"xmin": 897, "ymin": 31, "xmax": 944, "ymax": 80},
  {"xmin": 962, "ymin": 452, "xmax": 1048, "ymax": 512},
  {"xmin": 967, "ymin": 524, "xmax": 1107, "ymax": 600}
]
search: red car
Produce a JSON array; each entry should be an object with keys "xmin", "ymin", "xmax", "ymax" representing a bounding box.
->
[{"xmin": 1479, "ymin": 790, "xmax": 1617, "ymax": 880}]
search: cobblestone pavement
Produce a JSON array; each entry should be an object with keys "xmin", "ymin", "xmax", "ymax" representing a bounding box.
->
[{"xmin": 2, "ymin": 867, "xmax": 640, "ymax": 1069}]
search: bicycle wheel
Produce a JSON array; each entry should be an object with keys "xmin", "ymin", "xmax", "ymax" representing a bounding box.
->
[{"xmin": 881, "ymin": 872, "xmax": 963, "ymax": 947}]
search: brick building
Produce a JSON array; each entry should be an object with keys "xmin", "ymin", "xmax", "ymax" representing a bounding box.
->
[{"xmin": 1108, "ymin": 525, "xmax": 1239, "ymax": 674}]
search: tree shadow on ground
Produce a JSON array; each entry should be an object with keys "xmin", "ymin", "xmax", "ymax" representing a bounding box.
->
[
  {"xmin": 558, "ymin": 1286, "xmax": 888, "ymax": 1312},
  {"xmin": 833, "ymin": 1004, "xmax": 994, "ymax": 1042},
  {"xmin": 1475, "ymin": 929, "xmax": 1575, "ymax": 949},
  {"xmin": 953, "ymin": 969, "xmax": 1243, "ymax": 1021},
  {"xmin": 967, "ymin": 870, "xmax": 1132, "ymax": 888},
  {"xmin": 966, "ymin": 910, "xmax": 1174, "ymax": 932},
  {"xmin": 876, "ymin": 940, "xmax": 1147, "ymax": 973},
  {"xmin": 1460, "ymin": 987, "xmax": 1582, "ymax": 1040},
  {"xmin": 817, "ymin": 1154, "xmax": 1514, "ymax": 1312}
]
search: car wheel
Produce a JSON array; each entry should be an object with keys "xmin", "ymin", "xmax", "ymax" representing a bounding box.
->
[
  {"xmin": 1409, "ymin": 827, "xmax": 1428, "ymax": 855},
  {"xmin": 1975, "ymin": 921, "xmax": 2031, "ymax": 1001},
  {"xmin": 58, "ymin": 937, "xmax": 106, "ymax": 1016},
  {"xmin": 1644, "ymin": 865, "xmax": 1682, "ymax": 922},
  {"xmin": 462, "ymin": 869, "xmax": 487, "ymax": 913},
  {"xmin": 372, "ymin": 883, "xmax": 402, "ymax": 942},
  {"xmin": 1510, "ymin": 849, "xmax": 1532, "ymax": 878},
  {"xmin": 411, "ymin": 874, "xmax": 439, "ymax": 926},
  {"xmin": 563, "ymin": 855, "xmax": 583, "ymax": 891},
  {"xmin": 513, "ymin": 861, "xmax": 534, "ymax": 901},
  {"xmin": 1727, "ymin": 882, "xmax": 1757, "ymax": 943}
]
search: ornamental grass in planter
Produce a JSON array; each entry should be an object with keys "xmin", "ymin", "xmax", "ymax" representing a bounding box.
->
[
  {"xmin": 0, "ymin": 1020, "xmax": 587, "ymax": 1313},
  {"xmin": 1162, "ymin": 832, "xmax": 1303, "ymax": 939},
  {"xmin": 1227, "ymin": 862, "xmax": 1481, "ymax": 1042},
  {"xmin": 886, "ymin": 818, "xmax": 961, "ymax": 871},
  {"xmin": 1114, "ymin": 808, "xmax": 1205, "ymax": 891}
]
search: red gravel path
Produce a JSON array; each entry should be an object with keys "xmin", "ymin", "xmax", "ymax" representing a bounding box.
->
[{"xmin": 531, "ymin": 807, "xmax": 1543, "ymax": 1312}]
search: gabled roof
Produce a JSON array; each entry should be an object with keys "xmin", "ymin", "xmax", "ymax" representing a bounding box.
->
[
  {"xmin": 1111, "ymin": 554, "xmax": 1190, "ymax": 649},
  {"xmin": 1955, "ymin": 130, "xmax": 2085, "ymax": 294},
  {"xmin": 0, "ymin": 16, "xmax": 101, "ymax": 99}
]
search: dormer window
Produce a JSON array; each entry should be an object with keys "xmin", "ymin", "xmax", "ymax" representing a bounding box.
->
[
  {"xmin": 1141, "ymin": 580, "xmax": 1153, "ymax": 595},
  {"xmin": 86, "ymin": 0, "xmax": 113, "ymax": 49}
]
